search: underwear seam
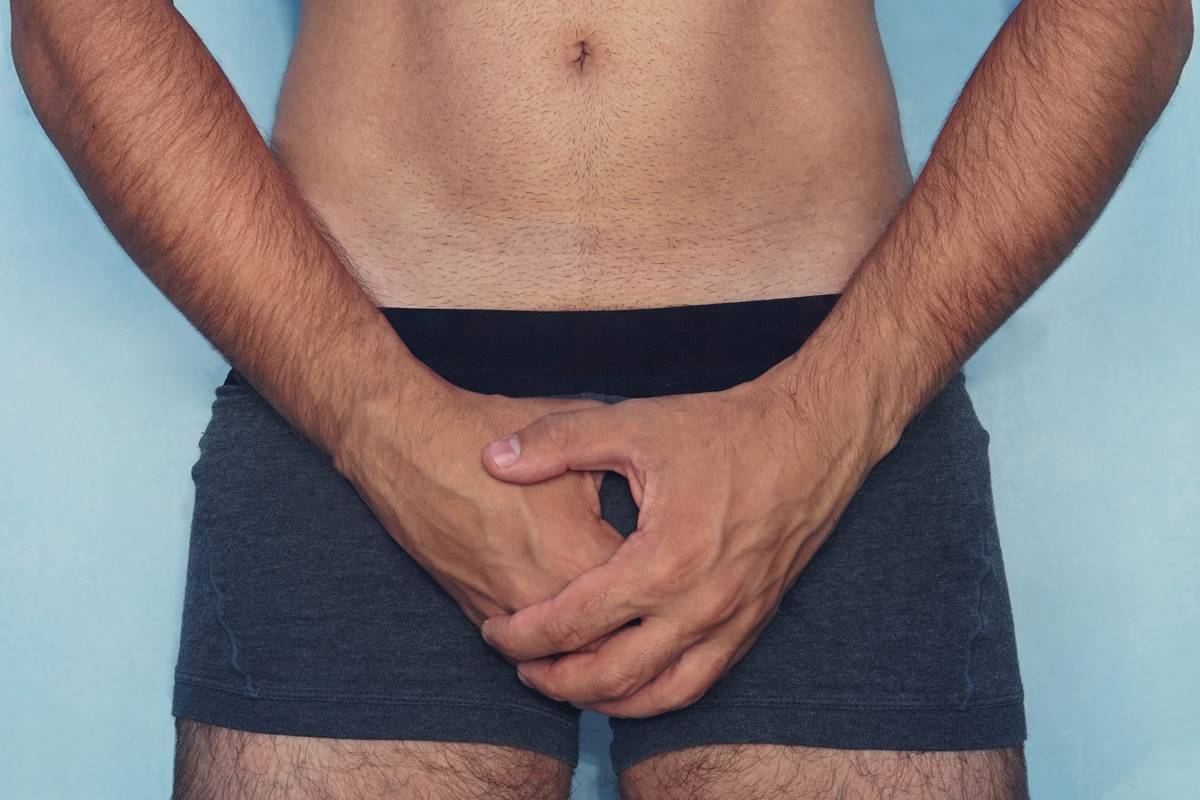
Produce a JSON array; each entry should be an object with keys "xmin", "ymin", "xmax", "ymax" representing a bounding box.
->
[
  {"xmin": 961, "ymin": 447, "xmax": 1001, "ymax": 709},
  {"xmin": 962, "ymin": 531, "xmax": 994, "ymax": 708},
  {"xmin": 201, "ymin": 536, "xmax": 258, "ymax": 698},
  {"xmin": 174, "ymin": 674, "xmax": 579, "ymax": 729}
]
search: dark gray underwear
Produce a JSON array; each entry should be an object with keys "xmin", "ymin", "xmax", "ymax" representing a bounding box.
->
[{"xmin": 172, "ymin": 293, "xmax": 1025, "ymax": 772}]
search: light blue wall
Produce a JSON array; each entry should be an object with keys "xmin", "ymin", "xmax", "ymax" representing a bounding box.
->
[{"xmin": 1, "ymin": 2, "xmax": 1195, "ymax": 798}]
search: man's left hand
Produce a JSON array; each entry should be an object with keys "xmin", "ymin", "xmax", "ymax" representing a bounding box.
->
[{"xmin": 477, "ymin": 361, "xmax": 887, "ymax": 717}]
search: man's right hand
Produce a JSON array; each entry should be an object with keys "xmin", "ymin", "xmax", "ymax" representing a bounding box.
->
[
  {"xmin": 333, "ymin": 381, "xmax": 626, "ymax": 630},
  {"xmin": 10, "ymin": 0, "xmax": 623, "ymax": 646}
]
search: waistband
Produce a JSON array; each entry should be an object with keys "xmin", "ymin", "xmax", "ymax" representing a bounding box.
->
[{"xmin": 225, "ymin": 293, "xmax": 842, "ymax": 398}]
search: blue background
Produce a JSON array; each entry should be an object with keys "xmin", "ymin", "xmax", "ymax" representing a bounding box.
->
[{"xmin": 1, "ymin": 2, "xmax": 1195, "ymax": 797}]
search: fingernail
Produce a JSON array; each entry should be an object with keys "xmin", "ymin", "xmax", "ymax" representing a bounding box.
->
[
  {"xmin": 480, "ymin": 622, "xmax": 493, "ymax": 644},
  {"xmin": 486, "ymin": 435, "xmax": 521, "ymax": 467},
  {"xmin": 516, "ymin": 668, "xmax": 531, "ymax": 687}
]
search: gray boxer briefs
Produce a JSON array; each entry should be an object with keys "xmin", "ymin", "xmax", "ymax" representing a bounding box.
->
[{"xmin": 172, "ymin": 293, "xmax": 1026, "ymax": 772}]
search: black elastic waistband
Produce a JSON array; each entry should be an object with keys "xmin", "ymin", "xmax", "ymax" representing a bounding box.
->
[{"xmin": 225, "ymin": 293, "xmax": 841, "ymax": 398}]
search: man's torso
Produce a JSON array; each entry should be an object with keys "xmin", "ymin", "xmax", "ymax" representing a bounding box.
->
[{"xmin": 271, "ymin": 0, "xmax": 911, "ymax": 310}]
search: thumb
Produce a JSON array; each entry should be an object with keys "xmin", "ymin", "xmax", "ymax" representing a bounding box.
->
[{"xmin": 481, "ymin": 406, "xmax": 633, "ymax": 484}]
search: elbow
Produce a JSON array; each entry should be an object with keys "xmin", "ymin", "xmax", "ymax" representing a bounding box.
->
[
  {"xmin": 1172, "ymin": 0, "xmax": 1194, "ymax": 71},
  {"xmin": 1127, "ymin": 0, "xmax": 1194, "ymax": 118},
  {"xmin": 1155, "ymin": 0, "xmax": 1193, "ymax": 88},
  {"xmin": 9, "ymin": 2, "xmax": 117, "ymax": 135},
  {"xmin": 10, "ymin": 5, "xmax": 59, "ymax": 118},
  {"xmin": 11, "ymin": 2, "xmax": 169, "ymax": 127},
  {"xmin": 10, "ymin": 2, "xmax": 38, "ymax": 77}
]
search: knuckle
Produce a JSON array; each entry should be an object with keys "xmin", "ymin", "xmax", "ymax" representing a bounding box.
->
[
  {"xmin": 525, "ymin": 411, "xmax": 569, "ymax": 454},
  {"xmin": 673, "ymin": 541, "xmax": 709, "ymax": 573},
  {"xmin": 594, "ymin": 665, "xmax": 640, "ymax": 699},
  {"xmin": 577, "ymin": 584, "xmax": 613, "ymax": 620},
  {"xmin": 661, "ymin": 656, "xmax": 725, "ymax": 712},
  {"xmin": 544, "ymin": 613, "xmax": 584, "ymax": 651},
  {"xmin": 664, "ymin": 678, "xmax": 710, "ymax": 713},
  {"xmin": 643, "ymin": 537, "xmax": 718, "ymax": 597},
  {"xmin": 645, "ymin": 557, "xmax": 692, "ymax": 598},
  {"xmin": 707, "ymin": 590, "xmax": 742, "ymax": 624},
  {"xmin": 548, "ymin": 411, "xmax": 577, "ymax": 450},
  {"xmin": 685, "ymin": 588, "xmax": 739, "ymax": 629},
  {"xmin": 676, "ymin": 682, "xmax": 708, "ymax": 709}
]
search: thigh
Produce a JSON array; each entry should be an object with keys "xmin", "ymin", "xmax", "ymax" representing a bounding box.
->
[
  {"xmin": 173, "ymin": 719, "xmax": 572, "ymax": 800},
  {"xmin": 618, "ymin": 744, "xmax": 1028, "ymax": 800},
  {"xmin": 606, "ymin": 370, "xmax": 1026, "ymax": 772},
  {"xmin": 173, "ymin": 381, "xmax": 580, "ymax": 773}
]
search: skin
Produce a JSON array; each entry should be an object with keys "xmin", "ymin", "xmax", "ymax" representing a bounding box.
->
[
  {"xmin": 269, "ymin": 0, "xmax": 913, "ymax": 310},
  {"xmin": 478, "ymin": 0, "xmax": 1195, "ymax": 725},
  {"xmin": 10, "ymin": 0, "xmax": 1191, "ymax": 797}
]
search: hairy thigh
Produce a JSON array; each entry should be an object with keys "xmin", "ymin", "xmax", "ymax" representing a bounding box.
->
[
  {"xmin": 173, "ymin": 719, "xmax": 572, "ymax": 800},
  {"xmin": 619, "ymin": 744, "xmax": 1029, "ymax": 800}
]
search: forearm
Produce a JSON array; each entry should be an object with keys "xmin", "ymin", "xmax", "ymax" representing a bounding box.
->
[
  {"xmin": 772, "ymin": 0, "xmax": 1192, "ymax": 459},
  {"xmin": 10, "ymin": 1, "xmax": 445, "ymax": 463}
]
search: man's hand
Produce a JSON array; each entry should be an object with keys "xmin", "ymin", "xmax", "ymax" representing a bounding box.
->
[
  {"xmin": 335, "ymin": 382, "xmax": 626, "ymax": 631},
  {"xmin": 475, "ymin": 362, "xmax": 883, "ymax": 717}
]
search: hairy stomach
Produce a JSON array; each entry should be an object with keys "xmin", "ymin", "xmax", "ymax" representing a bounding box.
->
[{"xmin": 270, "ymin": 0, "xmax": 912, "ymax": 309}]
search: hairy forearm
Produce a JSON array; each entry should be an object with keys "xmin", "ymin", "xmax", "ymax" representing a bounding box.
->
[
  {"xmin": 774, "ymin": 0, "xmax": 1192, "ymax": 458},
  {"xmin": 10, "ymin": 1, "xmax": 444, "ymax": 462}
]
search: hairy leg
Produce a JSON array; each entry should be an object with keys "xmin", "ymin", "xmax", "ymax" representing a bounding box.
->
[
  {"xmin": 619, "ymin": 744, "xmax": 1029, "ymax": 800},
  {"xmin": 173, "ymin": 719, "xmax": 573, "ymax": 800}
]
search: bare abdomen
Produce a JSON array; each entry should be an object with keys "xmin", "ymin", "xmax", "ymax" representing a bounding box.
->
[{"xmin": 271, "ymin": 0, "xmax": 912, "ymax": 309}]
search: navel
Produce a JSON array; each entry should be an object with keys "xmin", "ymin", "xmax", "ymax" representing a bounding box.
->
[{"xmin": 570, "ymin": 38, "xmax": 592, "ymax": 72}]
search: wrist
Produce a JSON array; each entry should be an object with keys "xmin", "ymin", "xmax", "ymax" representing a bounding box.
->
[
  {"xmin": 331, "ymin": 362, "xmax": 459, "ymax": 482},
  {"xmin": 747, "ymin": 326, "xmax": 912, "ymax": 469}
]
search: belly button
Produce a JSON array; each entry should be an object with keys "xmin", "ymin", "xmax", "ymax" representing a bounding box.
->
[{"xmin": 570, "ymin": 39, "xmax": 591, "ymax": 71}]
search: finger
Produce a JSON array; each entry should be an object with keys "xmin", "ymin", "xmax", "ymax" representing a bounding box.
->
[
  {"xmin": 575, "ymin": 628, "xmax": 618, "ymax": 654},
  {"xmin": 586, "ymin": 633, "xmax": 740, "ymax": 718},
  {"xmin": 514, "ymin": 617, "xmax": 694, "ymax": 705},
  {"xmin": 590, "ymin": 516, "xmax": 626, "ymax": 553},
  {"xmin": 481, "ymin": 553, "xmax": 649, "ymax": 660},
  {"xmin": 712, "ymin": 609, "xmax": 772, "ymax": 684},
  {"xmin": 482, "ymin": 405, "xmax": 636, "ymax": 484},
  {"xmin": 555, "ymin": 510, "xmax": 625, "ymax": 577},
  {"xmin": 492, "ymin": 628, "xmax": 617, "ymax": 665}
]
